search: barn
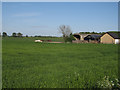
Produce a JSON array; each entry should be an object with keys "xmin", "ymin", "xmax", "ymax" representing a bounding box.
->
[
  {"xmin": 73, "ymin": 33, "xmax": 90, "ymax": 40},
  {"xmin": 100, "ymin": 32, "xmax": 120, "ymax": 44},
  {"xmin": 84, "ymin": 34, "xmax": 101, "ymax": 42}
]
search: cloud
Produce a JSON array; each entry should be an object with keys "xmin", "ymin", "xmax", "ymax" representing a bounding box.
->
[{"xmin": 13, "ymin": 12, "xmax": 41, "ymax": 17}]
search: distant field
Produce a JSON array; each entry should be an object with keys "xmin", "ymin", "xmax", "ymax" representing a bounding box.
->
[{"xmin": 2, "ymin": 37, "xmax": 118, "ymax": 88}]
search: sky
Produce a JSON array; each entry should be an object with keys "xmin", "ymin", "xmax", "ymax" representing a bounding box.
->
[{"xmin": 2, "ymin": 2, "xmax": 118, "ymax": 36}]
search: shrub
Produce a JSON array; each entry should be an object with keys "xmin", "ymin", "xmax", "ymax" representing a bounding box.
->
[{"xmin": 64, "ymin": 33, "xmax": 75, "ymax": 43}]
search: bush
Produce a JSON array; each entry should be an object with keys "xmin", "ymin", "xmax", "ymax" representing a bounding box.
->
[{"xmin": 64, "ymin": 34, "xmax": 75, "ymax": 43}]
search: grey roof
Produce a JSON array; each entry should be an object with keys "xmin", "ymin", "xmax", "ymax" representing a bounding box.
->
[
  {"xmin": 106, "ymin": 32, "xmax": 120, "ymax": 39},
  {"xmin": 90, "ymin": 34, "xmax": 101, "ymax": 38},
  {"xmin": 85, "ymin": 34, "xmax": 101, "ymax": 38}
]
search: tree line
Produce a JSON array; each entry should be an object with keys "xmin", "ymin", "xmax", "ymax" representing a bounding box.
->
[
  {"xmin": 1, "ymin": 25, "xmax": 108, "ymax": 43},
  {"xmin": 79, "ymin": 32, "xmax": 105, "ymax": 34},
  {"xmin": 1, "ymin": 29, "xmax": 105, "ymax": 38},
  {"xmin": 2, "ymin": 32, "xmax": 23, "ymax": 37},
  {"xmin": 1, "ymin": 32, "xmax": 58, "ymax": 38}
]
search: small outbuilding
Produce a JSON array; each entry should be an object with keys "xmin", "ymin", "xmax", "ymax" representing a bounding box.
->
[{"xmin": 100, "ymin": 32, "xmax": 120, "ymax": 44}]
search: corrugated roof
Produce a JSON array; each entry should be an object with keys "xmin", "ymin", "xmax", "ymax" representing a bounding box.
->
[{"xmin": 106, "ymin": 32, "xmax": 120, "ymax": 39}]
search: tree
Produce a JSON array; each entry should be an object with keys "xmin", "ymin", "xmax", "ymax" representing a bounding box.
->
[
  {"xmin": 92, "ymin": 31, "xmax": 95, "ymax": 34},
  {"xmin": 2, "ymin": 32, "xmax": 7, "ymax": 37},
  {"xmin": 12, "ymin": 32, "xmax": 17, "ymax": 37},
  {"xmin": 26, "ymin": 35, "xmax": 28, "ymax": 37},
  {"xmin": 17, "ymin": 32, "xmax": 23, "ymax": 37},
  {"xmin": 59, "ymin": 25, "xmax": 73, "ymax": 42}
]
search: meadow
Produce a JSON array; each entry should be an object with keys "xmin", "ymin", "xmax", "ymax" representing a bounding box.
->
[{"xmin": 2, "ymin": 37, "xmax": 119, "ymax": 88}]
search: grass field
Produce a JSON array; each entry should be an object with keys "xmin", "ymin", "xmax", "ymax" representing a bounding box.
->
[{"xmin": 2, "ymin": 37, "xmax": 119, "ymax": 88}]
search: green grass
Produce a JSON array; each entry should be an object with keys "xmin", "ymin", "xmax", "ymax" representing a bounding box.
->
[{"xmin": 2, "ymin": 37, "xmax": 118, "ymax": 88}]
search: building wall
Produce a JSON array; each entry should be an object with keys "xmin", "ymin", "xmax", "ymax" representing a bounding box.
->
[
  {"xmin": 73, "ymin": 34, "xmax": 90, "ymax": 41},
  {"xmin": 100, "ymin": 33, "xmax": 115, "ymax": 44},
  {"xmin": 115, "ymin": 39, "xmax": 120, "ymax": 44},
  {"xmin": 80, "ymin": 34, "xmax": 90, "ymax": 40}
]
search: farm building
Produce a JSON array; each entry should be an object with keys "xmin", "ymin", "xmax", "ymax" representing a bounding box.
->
[
  {"xmin": 100, "ymin": 32, "xmax": 120, "ymax": 44},
  {"xmin": 84, "ymin": 34, "xmax": 101, "ymax": 42},
  {"xmin": 73, "ymin": 33, "xmax": 101, "ymax": 43},
  {"xmin": 73, "ymin": 33, "xmax": 90, "ymax": 40}
]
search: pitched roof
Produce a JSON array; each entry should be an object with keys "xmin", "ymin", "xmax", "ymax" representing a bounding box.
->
[
  {"xmin": 106, "ymin": 32, "xmax": 120, "ymax": 39},
  {"xmin": 90, "ymin": 34, "xmax": 102, "ymax": 38},
  {"xmin": 85, "ymin": 34, "xmax": 101, "ymax": 38}
]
